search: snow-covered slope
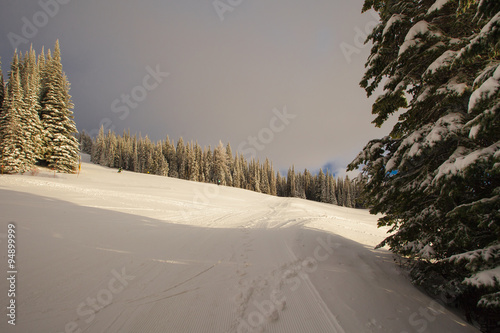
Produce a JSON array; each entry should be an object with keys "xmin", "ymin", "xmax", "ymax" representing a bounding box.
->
[{"xmin": 0, "ymin": 155, "xmax": 477, "ymax": 332}]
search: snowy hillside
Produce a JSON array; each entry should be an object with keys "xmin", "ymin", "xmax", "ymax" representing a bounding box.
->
[{"xmin": 0, "ymin": 155, "xmax": 477, "ymax": 332}]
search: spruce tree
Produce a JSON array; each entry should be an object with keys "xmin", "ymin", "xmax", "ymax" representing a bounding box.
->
[
  {"xmin": 21, "ymin": 46, "xmax": 43, "ymax": 166},
  {"xmin": 317, "ymin": 168, "xmax": 327, "ymax": 202},
  {"xmin": 226, "ymin": 143, "xmax": 234, "ymax": 186},
  {"xmin": 0, "ymin": 54, "xmax": 25, "ymax": 173},
  {"xmin": 91, "ymin": 125, "xmax": 105, "ymax": 165},
  {"xmin": 269, "ymin": 162, "xmax": 277, "ymax": 196},
  {"xmin": 202, "ymin": 147, "xmax": 210, "ymax": 183},
  {"xmin": 39, "ymin": 41, "xmax": 79, "ymax": 172},
  {"xmin": 251, "ymin": 160, "xmax": 260, "ymax": 192},
  {"xmin": 186, "ymin": 142, "xmax": 199, "ymax": 181},
  {"xmin": 213, "ymin": 141, "xmax": 229, "ymax": 185},
  {"xmin": 176, "ymin": 137, "xmax": 186, "ymax": 179},
  {"xmin": 0, "ymin": 57, "xmax": 4, "ymax": 120},
  {"xmin": 287, "ymin": 165, "xmax": 296, "ymax": 197},
  {"xmin": 327, "ymin": 174, "xmax": 338, "ymax": 205},
  {"xmin": 349, "ymin": 0, "xmax": 500, "ymax": 317},
  {"xmin": 260, "ymin": 164, "xmax": 270, "ymax": 194},
  {"xmin": 164, "ymin": 136, "xmax": 178, "ymax": 178}
]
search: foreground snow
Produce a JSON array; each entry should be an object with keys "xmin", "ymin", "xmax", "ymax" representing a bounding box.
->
[{"xmin": 0, "ymin": 155, "xmax": 477, "ymax": 332}]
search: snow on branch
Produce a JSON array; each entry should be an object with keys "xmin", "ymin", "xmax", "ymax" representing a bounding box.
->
[
  {"xmin": 468, "ymin": 63, "xmax": 500, "ymax": 113},
  {"xmin": 456, "ymin": 11, "xmax": 500, "ymax": 62},
  {"xmin": 398, "ymin": 20, "xmax": 443, "ymax": 56},
  {"xmin": 433, "ymin": 141, "xmax": 500, "ymax": 183},
  {"xmin": 464, "ymin": 267, "xmax": 500, "ymax": 288},
  {"xmin": 424, "ymin": 50, "xmax": 458, "ymax": 75},
  {"xmin": 382, "ymin": 14, "xmax": 405, "ymax": 36},
  {"xmin": 426, "ymin": 0, "xmax": 453, "ymax": 14},
  {"xmin": 449, "ymin": 244, "xmax": 500, "ymax": 270}
]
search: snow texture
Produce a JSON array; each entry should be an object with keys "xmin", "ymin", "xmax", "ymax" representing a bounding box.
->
[
  {"xmin": 457, "ymin": 12, "xmax": 500, "ymax": 61},
  {"xmin": 464, "ymin": 267, "xmax": 500, "ymax": 288},
  {"xmin": 427, "ymin": 0, "xmax": 452, "ymax": 14},
  {"xmin": 434, "ymin": 142, "xmax": 500, "ymax": 182},
  {"xmin": 383, "ymin": 14, "xmax": 404, "ymax": 36},
  {"xmin": 437, "ymin": 77, "xmax": 468, "ymax": 96},
  {"xmin": 0, "ymin": 154, "xmax": 478, "ymax": 333},
  {"xmin": 398, "ymin": 20, "xmax": 442, "ymax": 56},
  {"xmin": 386, "ymin": 113, "xmax": 462, "ymax": 171},
  {"xmin": 468, "ymin": 63, "xmax": 500, "ymax": 112},
  {"xmin": 425, "ymin": 50, "xmax": 458, "ymax": 75}
]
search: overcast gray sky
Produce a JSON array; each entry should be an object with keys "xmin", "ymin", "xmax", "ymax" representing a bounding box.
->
[{"xmin": 1, "ymin": 0, "xmax": 393, "ymax": 176}]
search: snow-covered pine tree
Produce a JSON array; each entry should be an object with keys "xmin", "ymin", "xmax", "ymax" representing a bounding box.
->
[
  {"xmin": 287, "ymin": 165, "xmax": 296, "ymax": 197},
  {"xmin": 213, "ymin": 141, "xmax": 229, "ymax": 185},
  {"xmin": 230, "ymin": 152, "xmax": 239, "ymax": 188},
  {"xmin": 194, "ymin": 143, "xmax": 203, "ymax": 182},
  {"xmin": 260, "ymin": 162, "xmax": 270, "ymax": 195},
  {"xmin": 203, "ymin": 147, "xmax": 213, "ymax": 183},
  {"xmin": 186, "ymin": 142, "xmax": 199, "ymax": 181},
  {"xmin": 91, "ymin": 125, "xmax": 105, "ymax": 165},
  {"xmin": 132, "ymin": 137, "xmax": 139, "ymax": 172},
  {"xmin": 37, "ymin": 46, "xmax": 46, "ymax": 97},
  {"xmin": 327, "ymin": 174, "xmax": 338, "ymax": 205},
  {"xmin": 0, "ymin": 57, "xmax": 4, "ymax": 120},
  {"xmin": 303, "ymin": 169, "xmax": 313, "ymax": 199},
  {"xmin": 238, "ymin": 153, "xmax": 247, "ymax": 189},
  {"xmin": 78, "ymin": 130, "xmax": 93, "ymax": 155},
  {"xmin": 348, "ymin": 0, "xmax": 499, "ymax": 320},
  {"xmin": 0, "ymin": 54, "xmax": 26, "ymax": 173},
  {"xmin": 0, "ymin": 58, "xmax": 5, "ymax": 150},
  {"xmin": 39, "ymin": 41, "xmax": 79, "ymax": 172},
  {"xmin": 269, "ymin": 162, "xmax": 277, "ymax": 196},
  {"xmin": 276, "ymin": 171, "xmax": 284, "ymax": 197},
  {"xmin": 336, "ymin": 178, "xmax": 344, "ymax": 206},
  {"xmin": 343, "ymin": 176, "xmax": 353, "ymax": 208},
  {"xmin": 225, "ymin": 143, "xmax": 234, "ymax": 186},
  {"xmin": 152, "ymin": 141, "xmax": 168, "ymax": 176},
  {"xmin": 20, "ymin": 47, "xmax": 44, "ymax": 167},
  {"xmin": 106, "ymin": 130, "xmax": 117, "ymax": 168},
  {"xmin": 163, "ymin": 136, "xmax": 178, "ymax": 178},
  {"xmin": 295, "ymin": 172, "xmax": 306, "ymax": 199},
  {"xmin": 317, "ymin": 168, "xmax": 328, "ymax": 203},
  {"xmin": 176, "ymin": 137, "xmax": 186, "ymax": 179},
  {"xmin": 252, "ymin": 160, "xmax": 261, "ymax": 192}
]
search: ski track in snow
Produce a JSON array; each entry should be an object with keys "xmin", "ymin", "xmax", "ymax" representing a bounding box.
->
[{"xmin": 0, "ymin": 156, "xmax": 478, "ymax": 333}]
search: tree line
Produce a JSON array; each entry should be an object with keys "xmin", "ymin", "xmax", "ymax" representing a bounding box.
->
[
  {"xmin": 79, "ymin": 128, "xmax": 366, "ymax": 208},
  {"xmin": 0, "ymin": 41, "xmax": 79, "ymax": 174}
]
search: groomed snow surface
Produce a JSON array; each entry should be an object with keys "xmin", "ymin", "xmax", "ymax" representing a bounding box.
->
[{"xmin": 0, "ymin": 155, "xmax": 478, "ymax": 332}]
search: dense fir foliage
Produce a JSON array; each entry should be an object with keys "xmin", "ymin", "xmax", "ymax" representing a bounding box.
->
[
  {"xmin": 79, "ymin": 129, "xmax": 365, "ymax": 208},
  {"xmin": 0, "ymin": 41, "xmax": 78, "ymax": 173},
  {"xmin": 349, "ymin": 0, "xmax": 499, "ymax": 328}
]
